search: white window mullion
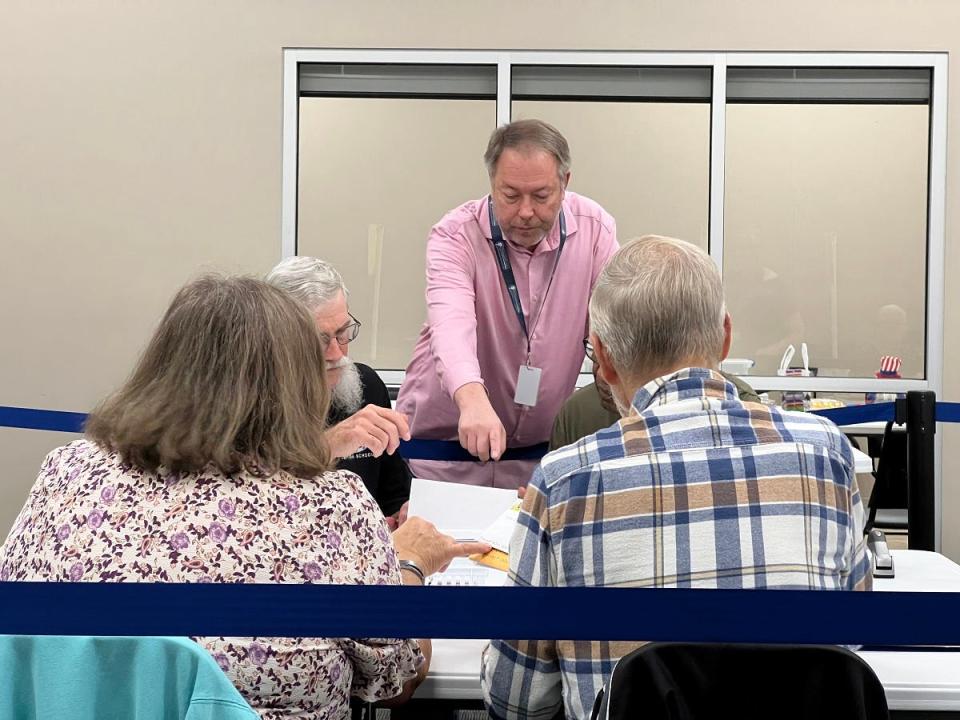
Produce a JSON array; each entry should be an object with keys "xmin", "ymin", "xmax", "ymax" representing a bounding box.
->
[{"xmin": 709, "ymin": 55, "xmax": 727, "ymax": 276}]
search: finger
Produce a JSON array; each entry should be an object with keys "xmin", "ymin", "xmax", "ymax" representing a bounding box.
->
[
  {"xmin": 464, "ymin": 431, "xmax": 480, "ymax": 460},
  {"xmin": 385, "ymin": 516, "xmax": 397, "ymax": 531},
  {"xmin": 489, "ymin": 427, "xmax": 504, "ymax": 461},
  {"xmin": 475, "ymin": 431, "xmax": 490, "ymax": 462},
  {"xmin": 517, "ymin": 486, "xmax": 527, "ymax": 500},
  {"xmin": 371, "ymin": 416, "xmax": 402, "ymax": 454},
  {"xmin": 453, "ymin": 541, "xmax": 493, "ymax": 557},
  {"xmin": 364, "ymin": 425, "xmax": 390, "ymax": 456},
  {"xmin": 366, "ymin": 406, "xmax": 411, "ymax": 441}
]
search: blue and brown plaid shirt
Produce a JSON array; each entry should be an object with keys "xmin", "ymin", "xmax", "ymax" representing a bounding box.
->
[{"xmin": 482, "ymin": 368, "xmax": 871, "ymax": 720}]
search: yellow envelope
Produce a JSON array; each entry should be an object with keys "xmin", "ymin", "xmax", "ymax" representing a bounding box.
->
[{"xmin": 470, "ymin": 549, "xmax": 509, "ymax": 572}]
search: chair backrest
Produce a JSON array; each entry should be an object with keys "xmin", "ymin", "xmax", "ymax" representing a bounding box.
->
[
  {"xmin": 592, "ymin": 642, "xmax": 889, "ymax": 720},
  {"xmin": 866, "ymin": 422, "xmax": 909, "ymax": 531},
  {"xmin": 0, "ymin": 635, "xmax": 258, "ymax": 720}
]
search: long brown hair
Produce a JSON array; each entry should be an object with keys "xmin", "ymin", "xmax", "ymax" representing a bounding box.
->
[{"xmin": 85, "ymin": 275, "xmax": 332, "ymax": 477}]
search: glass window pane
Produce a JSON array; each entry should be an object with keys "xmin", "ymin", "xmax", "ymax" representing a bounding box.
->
[
  {"xmin": 512, "ymin": 101, "xmax": 710, "ymax": 248},
  {"xmin": 299, "ymin": 63, "xmax": 497, "ymax": 98},
  {"xmin": 727, "ymin": 67, "xmax": 931, "ymax": 103},
  {"xmin": 513, "ymin": 65, "xmax": 711, "ymax": 100},
  {"xmin": 297, "ymin": 96, "xmax": 494, "ymax": 369},
  {"xmin": 724, "ymin": 101, "xmax": 929, "ymax": 379}
]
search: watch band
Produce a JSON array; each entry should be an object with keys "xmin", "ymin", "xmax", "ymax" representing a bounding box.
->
[{"xmin": 398, "ymin": 559, "xmax": 426, "ymax": 584}]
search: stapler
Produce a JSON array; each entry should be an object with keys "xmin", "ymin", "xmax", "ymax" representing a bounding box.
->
[{"xmin": 868, "ymin": 528, "xmax": 895, "ymax": 578}]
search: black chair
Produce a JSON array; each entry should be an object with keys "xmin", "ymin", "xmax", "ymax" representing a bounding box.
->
[
  {"xmin": 865, "ymin": 422, "xmax": 908, "ymax": 533},
  {"xmin": 591, "ymin": 642, "xmax": 888, "ymax": 720}
]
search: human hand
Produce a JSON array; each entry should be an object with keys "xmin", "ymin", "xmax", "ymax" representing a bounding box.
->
[
  {"xmin": 385, "ymin": 501, "xmax": 409, "ymax": 531},
  {"xmin": 454, "ymin": 383, "xmax": 506, "ymax": 461},
  {"xmin": 516, "ymin": 485, "xmax": 526, "ymax": 500},
  {"xmin": 326, "ymin": 405, "xmax": 411, "ymax": 459},
  {"xmin": 392, "ymin": 516, "xmax": 491, "ymax": 576}
]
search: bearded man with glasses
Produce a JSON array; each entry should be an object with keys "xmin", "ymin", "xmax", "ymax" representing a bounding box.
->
[{"xmin": 267, "ymin": 256, "xmax": 412, "ymax": 527}]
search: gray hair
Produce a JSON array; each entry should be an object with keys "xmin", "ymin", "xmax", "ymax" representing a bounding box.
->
[
  {"xmin": 589, "ymin": 235, "xmax": 726, "ymax": 380},
  {"xmin": 265, "ymin": 256, "xmax": 348, "ymax": 312},
  {"xmin": 484, "ymin": 119, "xmax": 571, "ymax": 181}
]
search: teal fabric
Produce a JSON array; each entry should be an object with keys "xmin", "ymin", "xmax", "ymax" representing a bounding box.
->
[{"xmin": 0, "ymin": 636, "xmax": 259, "ymax": 720}]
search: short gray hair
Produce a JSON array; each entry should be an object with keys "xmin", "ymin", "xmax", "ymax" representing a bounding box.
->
[
  {"xmin": 589, "ymin": 235, "xmax": 726, "ymax": 380},
  {"xmin": 484, "ymin": 119, "xmax": 571, "ymax": 181},
  {"xmin": 265, "ymin": 256, "xmax": 348, "ymax": 312}
]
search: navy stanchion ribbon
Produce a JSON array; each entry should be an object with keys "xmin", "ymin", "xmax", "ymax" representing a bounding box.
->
[
  {"xmin": 2, "ymin": 581, "xmax": 960, "ymax": 645},
  {"xmin": 398, "ymin": 439, "xmax": 549, "ymax": 462},
  {"xmin": 0, "ymin": 405, "xmax": 86, "ymax": 433},
  {"xmin": 811, "ymin": 402, "xmax": 895, "ymax": 425},
  {"xmin": 812, "ymin": 401, "xmax": 960, "ymax": 426}
]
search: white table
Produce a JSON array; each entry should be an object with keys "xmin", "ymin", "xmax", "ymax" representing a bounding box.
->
[
  {"xmin": 840, "ymin": 421, "xmax": 890, "ymax": 437},
  {"xmin": 860, "ymin": 550, "xmax": 960, "ymax": 713},
  {"xmin": 853, "ymin": 446, "xmax": 873, "ymax": 474},
  {"xmin": 418, "ymin": 550, "xmax": 960, "ymax": 714}
]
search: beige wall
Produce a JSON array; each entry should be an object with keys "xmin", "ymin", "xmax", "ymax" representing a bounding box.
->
[{"xmin": 1, "ymin": 1, "xmax": 958, "ymax": 557}]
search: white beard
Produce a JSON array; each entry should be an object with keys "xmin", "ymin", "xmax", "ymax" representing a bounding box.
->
[{"xmin": 328, "ymin": 358, "xmax": 364, "ymax": 416}]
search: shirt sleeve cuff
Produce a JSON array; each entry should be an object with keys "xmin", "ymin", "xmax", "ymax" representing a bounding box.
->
[{"xmin": 442, "ymin": 362, "xmax": 485, "ymax": 399}]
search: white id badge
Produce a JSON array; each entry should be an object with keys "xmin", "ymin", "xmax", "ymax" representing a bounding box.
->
[{"xmin": 514, "ymin": 365, "xmax": 542, "ymax": 407}]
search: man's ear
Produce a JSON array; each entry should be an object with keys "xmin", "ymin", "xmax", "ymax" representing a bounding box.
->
[
  {"xmin": 592, "ymin": 333, "xmax": 620, "ymax": 389},
  {"xmin": 720, "ymin": 313, "xmax": 733, "ymax": 362},
  {"xmin": 561, "ymin": 171, "xmax": 571, "ymax": 192}
]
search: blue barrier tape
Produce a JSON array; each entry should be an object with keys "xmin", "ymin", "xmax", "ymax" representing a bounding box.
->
[
  {"xmin": 936, "ymin": 402, "xmax": 960, "ymax": 423},
  {"xmin": 812, "ymin": 401, "xmax": 960, "ymax": 426},
  {"xmin": 0, "ymin": 408, "xmax": 550, "ymax": 462},
  {"xmin": 1, "ymin": 582, "xmax": 959, "ymax": 645},
  {"xmin": 399, "ymin": 439, "xmax": 549, "ymax": 462},
  {"xmin": 4, "ymin": 402, "xmax": 960, "ymax": 451},
  {"xmin": 0, "ymin": 406, "xmax": 86, "ymax": 433},
  {"xmin": 811, "ymin": 402, "xmax": 895, "ymax": 425}
]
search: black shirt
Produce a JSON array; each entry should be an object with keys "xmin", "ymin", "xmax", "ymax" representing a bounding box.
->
[{"xmin": 327, "ymin": 362, "xmax": 412, "ymax": 516}]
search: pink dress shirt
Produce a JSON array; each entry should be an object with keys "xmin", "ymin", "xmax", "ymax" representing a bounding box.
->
[{"xmin": 396, "ymin": 191, "xmax": 617, "ymax": 487}]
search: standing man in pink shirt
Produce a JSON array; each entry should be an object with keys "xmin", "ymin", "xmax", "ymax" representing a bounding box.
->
[{"xmin": 396, "ymin": 119, "xmax": 618, "ymax": 488}]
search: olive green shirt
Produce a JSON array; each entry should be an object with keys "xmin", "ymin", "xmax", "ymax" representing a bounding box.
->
[{"xmin": 549, "ymin": 371, "xmax": 760, "ymax": 451}]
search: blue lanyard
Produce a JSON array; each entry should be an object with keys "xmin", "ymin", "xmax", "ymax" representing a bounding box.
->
[{"xmin": 487, "ymin": 196, "xmax": 567, "ymax": 353}]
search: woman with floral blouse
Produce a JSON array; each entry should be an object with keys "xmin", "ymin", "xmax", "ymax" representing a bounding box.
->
[{"xmin": 0, "ymin": 275, "xmax": 487, "ymax": 720}]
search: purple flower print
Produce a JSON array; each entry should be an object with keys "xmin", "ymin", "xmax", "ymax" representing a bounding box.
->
[
  {"xmin": 86, "ymin": 509, "xmax": 104, "ymax": 530},
  {"xmin": 69, "ymin": 562, "xmax": 83, "ymax": 581},
  {"xmin": 197, "ymin": 574, "xmax": 214, "ymax": 583},
  {"xmin": 208, "ymin": 522, "xmax": 227, "ymax": 543},
  {"xmin": 0, "ymin": 566, "xmax": 9, "ymax": 581},
  {"xmin": 100, "ymin": 485, "xmax": 117, "ymax": 504},
  {"xmin": 213, "ymin": 652, "xmax": 231, "ymax": 671},
  {"xmin": 303, "ymin": 561, "xmax": 323, "ymax": 582},
  {"xmin": 284, "ymin": 495, "xmax": 301, "ymax": 512},
  {"xmin": 170, "ymin": 532, "xmax": 189, "ymax": 550},
  {"xmin": 247, "ymin": 643, "xmax": 268, "ymax": 666},
  {"xmin": 218, "ymin": 499, "xmax": 235, "ymax": 518},
  {"xmin": 326, "ymin": 531, "xmax": 342, "ymax": 549},
  {"xmin": 329, "ymin": 664, "xmax": 342, "ymax": 682},
  {"xmin": 56, "ymin": 524, "xmax": 71, "ymax": 542},
  {"xmin": 376, "ymin": 526, "xmax": 390, "ymax": 543}
]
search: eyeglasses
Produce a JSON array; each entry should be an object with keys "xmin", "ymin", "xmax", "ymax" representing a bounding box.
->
[
  {"xmin": 321, "ymin": 313, "xmax": 362, "ymax": 347},
  {"xmin": 583, "ymin": 338, "xmax": 596, "ymax": 364}
]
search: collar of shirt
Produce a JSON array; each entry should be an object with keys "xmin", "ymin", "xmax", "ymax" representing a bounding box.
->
[
  {"xmin": 476, "ymin": 192, "xmax": 579, "ymax": 254},
  {"xmin": 629, "ymin": 367, "xmax": 740, "ymax": 414}
]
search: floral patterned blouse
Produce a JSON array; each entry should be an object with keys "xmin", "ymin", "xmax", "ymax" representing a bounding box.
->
[{"xmin": 0, "ymin": 439, "xmax": 422, "ymax": 720}]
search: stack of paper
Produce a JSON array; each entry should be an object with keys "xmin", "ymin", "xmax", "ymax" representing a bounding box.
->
[{"xmin": 407, "ymin": 477, "xmax": 520, "ymax": 577}]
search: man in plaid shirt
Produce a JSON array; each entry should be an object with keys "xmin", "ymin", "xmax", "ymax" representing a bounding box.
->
[{"xmin": 481, "ymin": 235, "xmax": 872, "ymax": 720}]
